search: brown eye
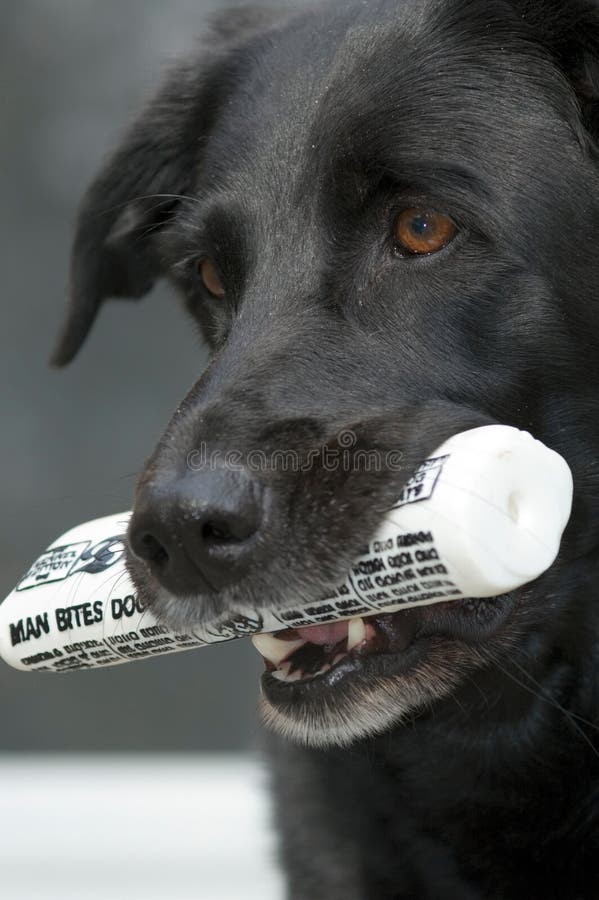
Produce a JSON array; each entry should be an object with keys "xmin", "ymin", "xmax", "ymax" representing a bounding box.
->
[
  {"xmin": 394, "ymin": 208, "xmax": 457, "ymax": 256},
  {"xmin": 199, "ymin": 257, "xmax": 226, "ymax": 298}
]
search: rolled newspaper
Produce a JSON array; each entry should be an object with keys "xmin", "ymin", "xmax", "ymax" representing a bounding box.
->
[{"xmin": 0, "ymin": 425, "xmax": 573, "ymax": 672}]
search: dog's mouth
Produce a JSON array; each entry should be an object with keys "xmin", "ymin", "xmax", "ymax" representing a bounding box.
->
[
  {"xmin": 252, "ymin": 592, "xmax": 520, "ymax": 746},
  {"xmin": 252, "ymin": 609, "xmax": 419, "ymax": 684},
  {"xmin": 252, "ymin": 592, "xmax": 518, "ymax": 710}
]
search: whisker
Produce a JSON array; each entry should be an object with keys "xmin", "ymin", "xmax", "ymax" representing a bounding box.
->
[
  {"xmin": 509, "ymin": 653, "xmax": 599, "ymax": 734},
  {"xmin": 89, "ymin": 192, "xmax": 203, "ymax": 220},
  {"xmin": 490, "ymin": 654, "xmax": 599, "ymax": 761}
]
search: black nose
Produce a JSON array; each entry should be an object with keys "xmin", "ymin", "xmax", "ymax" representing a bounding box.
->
[{"xmin": 128, "ymin": 467, "xmax": 264, "ymax": 595}]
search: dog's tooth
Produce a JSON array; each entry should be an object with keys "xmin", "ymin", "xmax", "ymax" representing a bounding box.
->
[
  {"xmin": 271, "ymin": 661, "xmax": 292, "ymax": 681},
  {"xmin": 283, "ymin": 669, "xmax": 304, "ymax": 682},
  {"xmin": 271, "ymin": 662, "xmax": 304, "ymax": 683},
  {"xmin": 314, "ymin": 663, "xmax": 332, "ymax": 678},
  {"xmin": 251, "ymin": 633, "xmax": 305, "ymax": 665},
  {"xmin": 347, "ymin": 617, "xmax": 366, "ymax": 651}
]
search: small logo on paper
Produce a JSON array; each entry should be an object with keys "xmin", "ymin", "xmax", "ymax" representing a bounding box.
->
[
  {"xmin": 393, "ymin": 455, "xmax": 449, "ymax": 508},
  {"xmin": 69, "ymin": 536, "xmax": 126, "ymax": 575},
  {"xmin": 16, "ymin": 535, "xmax": 127, "ymax": 591},
  {"xmin": 207, "ymin": 613, "xmax": 264, "ymax": 639}
]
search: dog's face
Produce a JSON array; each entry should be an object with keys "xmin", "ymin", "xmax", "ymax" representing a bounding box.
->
[{"xmin": 56, "ymin": 0, "xmax": 599, "ymax": 747}]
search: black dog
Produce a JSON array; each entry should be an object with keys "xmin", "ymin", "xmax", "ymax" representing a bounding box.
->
[{"xmin": 54, "ymin": 0, "xmax": 599, "ymax": 896}]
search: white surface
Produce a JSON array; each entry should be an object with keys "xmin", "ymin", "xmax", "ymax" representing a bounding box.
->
[{"xmin": 0, "ymin": 755, "xmax": 284, "ymax": 900}]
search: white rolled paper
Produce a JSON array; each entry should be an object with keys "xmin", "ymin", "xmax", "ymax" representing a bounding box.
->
[{"xmin": 0, "ymin": 425, "xmax": 573, "ymax": 672}]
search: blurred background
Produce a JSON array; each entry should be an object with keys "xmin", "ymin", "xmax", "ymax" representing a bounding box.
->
[
  {"xmin": 1, "ymin": 2, "xmax": 299, "ymax": 895},
  {"xmin": 0, "ymin": 0, "xmax": 277, "ymax": 754}
]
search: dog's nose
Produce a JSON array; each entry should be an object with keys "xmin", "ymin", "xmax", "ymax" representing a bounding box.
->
[{"xmin": 128, "ymin": 468, "xmax": 264, "ymax": 595}]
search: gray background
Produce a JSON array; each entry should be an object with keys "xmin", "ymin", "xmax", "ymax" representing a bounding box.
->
[{"xmin": 0, "ymin": 0, "xmax": 283, "ymax": 751}]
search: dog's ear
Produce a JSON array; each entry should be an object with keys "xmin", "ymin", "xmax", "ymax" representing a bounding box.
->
[
  {"xmin": 510, "ymin": 0, "xmax": 599, "ymax": 138},
  {"xmin": 51, "ymin": 59, "xmax": 223, "ymax": 366},
  {"xmin": 52, "ymin": 6, "xmax": 284, "ymax": 366}
]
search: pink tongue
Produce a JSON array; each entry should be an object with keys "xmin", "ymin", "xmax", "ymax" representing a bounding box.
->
[{"xmin": 295, "ymin": 621, "xmax": 350, "ymax": 645}]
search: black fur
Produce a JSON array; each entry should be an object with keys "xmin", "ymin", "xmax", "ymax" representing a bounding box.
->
[{"xmin": 57, "ymin": 0, "xmax": 599, "ymax": 896}]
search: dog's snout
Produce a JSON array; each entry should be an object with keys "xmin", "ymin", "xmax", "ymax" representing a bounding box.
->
[{"xmin": 128, "ymin": 468, "xmax": 264, "ymax": 595}]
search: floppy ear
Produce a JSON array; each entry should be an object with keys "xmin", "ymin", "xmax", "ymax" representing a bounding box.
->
[
  {"xmin": 52, "ymin": 6, "xmax": 284, "ymax": 366},
  {"xmin": 512, "ymin": 0, "xmax": 599, "ymax": 138},
  {"xmin": 51, "ymin": 60, "xmax": 217, "ymax": 366}
]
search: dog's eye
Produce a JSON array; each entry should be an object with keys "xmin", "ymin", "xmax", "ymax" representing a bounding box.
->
[
  {"xmin": 394, "ymin": 209, "xmax": 457, "ymax": 256},
  {"xmin": 199, "ymin": 257, "xmax": 226, "ymax": 298}
]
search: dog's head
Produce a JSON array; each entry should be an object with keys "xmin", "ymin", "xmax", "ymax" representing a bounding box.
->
[{"xmin": 55, "ymin": 0, "xmax": 599, "ymax": 747}]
